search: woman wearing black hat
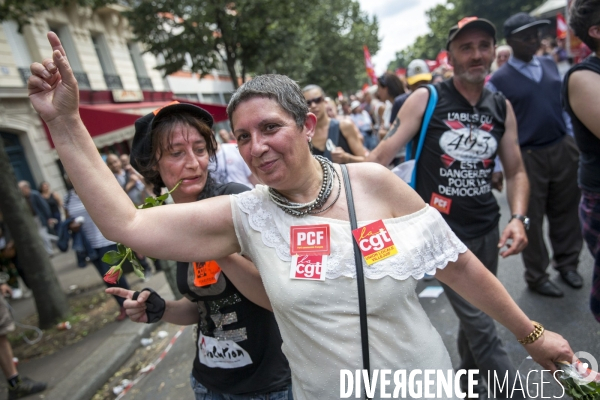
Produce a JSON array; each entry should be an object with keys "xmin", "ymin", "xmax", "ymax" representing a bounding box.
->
[{"xmin": 109, "ymin": 102, "xmax": 292, "ymax": 399}]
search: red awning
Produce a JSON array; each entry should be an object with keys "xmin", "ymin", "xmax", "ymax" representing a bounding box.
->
[{"xmin": 43, "ymin": 100, "xmax": 228, "ymax": 148}]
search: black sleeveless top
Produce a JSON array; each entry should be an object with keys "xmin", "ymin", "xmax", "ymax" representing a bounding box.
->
[
  {"xmin": 44, "ymin": 193, "xmax": 60, "ymax": 215},
  {"xmin": 311, "ymin": 119, "xmax": 352, "ymax": 161},
  {"xmin": 563, "ymin": 56, "xmax": 600, "ymax": 192},
  {"xmin": 177, "ymin": 183, "xmax": 291, "ymax": 394},
  {"xmin": 415, "ymin": 79, "xmax": 506, "ymax": 240}
]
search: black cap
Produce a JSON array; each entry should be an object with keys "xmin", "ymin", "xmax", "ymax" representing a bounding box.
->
[
  {"xmin": 130, "ymin": 101, "xmax": 214, "ymax": 171},
  {"xmin": 447, "ymin": 17, "xmax": 496, "ymax": 50},
  {"xmin": 503, "ymin": 12, "xmax": 550, "ymax": 38}
]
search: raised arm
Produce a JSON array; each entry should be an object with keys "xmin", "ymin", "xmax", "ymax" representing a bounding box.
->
[
  {"xmin": 331, "ymin": 119, "xmax": 366, "ymax": 163},
  {"xmin": 28, "ymin": 32, "xmax": 239, "ymax": 263},
  {"xmin": 497, "ymin": 100, "xmax": 530, "ymax": 257},
  {"xmin": 367, "ymin": 88, "xmax": 428, "ymax": 166},
  {"xmin": 436, "ymin": 252, "xmax": 573, "ymax": 372}
]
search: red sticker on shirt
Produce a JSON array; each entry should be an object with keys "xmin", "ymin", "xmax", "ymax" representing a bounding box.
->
[
  {"xmin": 193, "ymin": 261, "xmax": 221, "ymax": 287},
  {"xmin": 290, "ymin": 224, "xmax": 330, "ymax": 255},
  {"xmin": 289, "ymin": 255, "xmax": 327, "ymax": 281},
  {"xmin": 351, "ymin": 220, "xmax": 398, "ymax": 265},
  {"xmin": 430, "ymin": 193, "xmax": 452, "ymax": 215}
]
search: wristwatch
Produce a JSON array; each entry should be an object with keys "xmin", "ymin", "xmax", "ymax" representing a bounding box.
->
[{"xmin": 510, "ymin": 214, "xmax": 530, "ymax": 231}]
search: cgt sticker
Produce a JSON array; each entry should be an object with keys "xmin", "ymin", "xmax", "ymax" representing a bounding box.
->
[
  {"xmin": 290, "ymin": 254, "xmax": 327, "ymax": 281},
  {"xmin": 352, "ymin": 220, "xmax": 398, "ymax": 265}
]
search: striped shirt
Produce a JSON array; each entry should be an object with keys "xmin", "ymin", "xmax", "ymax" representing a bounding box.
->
[{"xmin": 63, "ymin": 190, "xmax": 114, "ymax": 249}]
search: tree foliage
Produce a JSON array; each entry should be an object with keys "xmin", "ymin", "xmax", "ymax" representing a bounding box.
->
[
  {"xmin": 0, "ymin": 0, "xmax": 109, "ymax": 31},
  {"xmin": 388, "ymin": 0, "xmax": 546, "ymax": 71},
  {"xmin": 1, "ymin": 0, "xmax": 379, "ymax": 95},
  {"xmin": 123, "ymin": 0, "xmax": 379, "ymax": 94}
]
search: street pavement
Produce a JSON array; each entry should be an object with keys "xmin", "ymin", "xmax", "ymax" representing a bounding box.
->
[{"xmin": 116, "ymin": 190, "xmax": 600, "ymax": 399}]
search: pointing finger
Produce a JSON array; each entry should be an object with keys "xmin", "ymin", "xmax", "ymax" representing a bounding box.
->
[
  {"xmin": 47, "ymin": 31, "xmax": 66, "ymax": 58},
  {"xmin": 105, "ymin": 287, "xmax": 136, "ymax": 299}
]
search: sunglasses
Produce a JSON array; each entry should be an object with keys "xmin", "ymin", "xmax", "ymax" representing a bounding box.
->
[{"xmin": 306, "ymin": 96, "xmax": 324, "ymax": 106}]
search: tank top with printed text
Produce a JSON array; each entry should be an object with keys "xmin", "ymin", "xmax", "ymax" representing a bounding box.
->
[{"xmin": 415, "ymin": 79, "xmax": 507, "ymax": 240}]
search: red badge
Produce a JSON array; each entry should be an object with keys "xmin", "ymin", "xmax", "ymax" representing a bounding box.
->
[
  {"xmin": 430, "ymin": 193, "xmax": 452, "ymax": 215},
  {"xmin": 290, "ymin": 224, "xmax": 330, "ymax": 255},
  {"xmin": 351, "ymin": 220, "xmax": 398, "ymax": 265},
  {"xmin": 193, "ymin": 260, "xmax": 221, "ymax": 287},
  {"xmin": 289, "ymin": 255, "xmax": 327, "ymax": 281}
]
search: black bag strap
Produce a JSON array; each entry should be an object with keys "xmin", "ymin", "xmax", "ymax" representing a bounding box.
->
[{"xmin": 340, "ymin": 164, "xmax": 371, "ymax": 399}]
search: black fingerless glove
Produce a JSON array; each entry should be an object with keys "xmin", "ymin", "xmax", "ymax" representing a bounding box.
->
[{"xmin": 132, "ymin": 288, "xmax": 166, "ymax": 323}]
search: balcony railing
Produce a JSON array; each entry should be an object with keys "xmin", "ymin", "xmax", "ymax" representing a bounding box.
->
[
  {"xmin": 18, "ymin": 67, "xmax": 31, "ymax": 85},
  {"xmin": 74, "ymin": 72, "xmax": 91, "ymax": 89},
  {"xmin": 104, "ymin": 74, "xmax": 123, "ymax": 89},
  {"xmin": 137, "ymin": 76, "xmax": 154, "ymax": 90}
]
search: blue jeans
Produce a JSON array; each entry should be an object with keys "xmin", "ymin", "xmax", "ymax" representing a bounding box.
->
[{"xmin": 190, "ymin": 374, "xmax": 293, "ymax": 400}]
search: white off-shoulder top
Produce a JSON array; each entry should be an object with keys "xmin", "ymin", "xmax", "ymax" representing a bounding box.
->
[{"xmin": 231, "ymin": 185, "xmax": 467, "ymax": 400}]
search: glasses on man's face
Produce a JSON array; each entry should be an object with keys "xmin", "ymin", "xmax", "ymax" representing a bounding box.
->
[{"xmin": 306, "ymin": 96, "xmax": 324, "ymax": 106}]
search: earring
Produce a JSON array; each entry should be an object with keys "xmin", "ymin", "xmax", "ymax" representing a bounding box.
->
[{"xmin": 308, "ymin": 137, "xmax": 312, "ymax": 143}]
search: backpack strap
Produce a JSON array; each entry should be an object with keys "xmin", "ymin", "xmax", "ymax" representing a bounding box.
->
[{"xmin": 405, "ymin": 84, "xmax": 438, "ymax": 189}]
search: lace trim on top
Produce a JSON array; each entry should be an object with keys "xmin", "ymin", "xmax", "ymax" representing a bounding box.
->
[{"xmin": 234, "ymin": 185, "xmax": 467, "ymax": 280}]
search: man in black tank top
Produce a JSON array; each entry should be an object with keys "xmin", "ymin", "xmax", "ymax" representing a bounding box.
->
[
  {"xmin": 302, "ymin": 85, "xmax": 366, "ymax": 163},
  {"xmin": 368, "ymin": 17, "xmax": 530, "ymax": 398}
]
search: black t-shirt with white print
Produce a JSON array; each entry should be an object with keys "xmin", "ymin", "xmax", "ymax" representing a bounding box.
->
[
  {"xmin": 176, "ymin": 182, "xmax": 290, "ymax": 395},
  {"xmin": 415, "ymin": 79, "xmax": 507, "ymax": 240}
]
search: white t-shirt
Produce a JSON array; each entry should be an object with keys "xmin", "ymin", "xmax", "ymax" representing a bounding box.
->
[{"xmin": 211, "ymin": 143, "xmax": 253, "ymax": 188}]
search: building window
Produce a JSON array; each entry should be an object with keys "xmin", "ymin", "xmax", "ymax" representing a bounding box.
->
[
  {"xmin": 91, "ymin": 33, "xmax": 122, "ymax": 89},
  {"xmin": 2, "ymin": 21, "xmax": 33, "ymax": 85},
  {"xmin": 48, "ymin": 25, "xmax": 90, "ymax": 89},
  {"xmin": 175, "ymin": 93, "xmax": 200, "ymax": 101},
  {"xmin": 201, "ymin": 93, "xmax": 224, "ymax": 104},
  {"xmin": 127, "ymin": 42, "xmax": 153, "ymax": 90}
]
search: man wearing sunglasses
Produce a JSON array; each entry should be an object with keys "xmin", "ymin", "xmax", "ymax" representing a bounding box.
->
[
  {"xmin": 302, "ymin": 85, "xmax": 366, "ymax": 163},
  {"xmin": 488, "ymin": 13, "xmax": 584, "ymax": 298}
]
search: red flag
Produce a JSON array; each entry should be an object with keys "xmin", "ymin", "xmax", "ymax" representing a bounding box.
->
[
  {"xmin": 557, "ymin": 13, "xmax": 567, "ymax": 39},
  {"xmin": 363, "ymin": 45, "xmax": 378, "ymax": 85}
]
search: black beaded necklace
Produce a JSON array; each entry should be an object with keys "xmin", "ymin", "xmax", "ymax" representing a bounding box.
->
[{"xmin": 268, "ymin": 155, "xmax": 341, "ymax": 217}]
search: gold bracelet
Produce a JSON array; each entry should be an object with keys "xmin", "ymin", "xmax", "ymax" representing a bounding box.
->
[{"xmin": 517, "ymin": 321, "xmax": 545, "ymax": 345}]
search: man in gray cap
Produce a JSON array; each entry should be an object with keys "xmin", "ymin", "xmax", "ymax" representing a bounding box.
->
[
  {"xmin": 369, "ymin": 16, "xmax": 530, "ymax": 398},
  {"xmin": 488, "ymin": 12, "xmax": 583, "ymax": 298}
]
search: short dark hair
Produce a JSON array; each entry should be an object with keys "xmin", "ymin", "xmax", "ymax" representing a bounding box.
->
[
  {"xmin": 378, "ymin": 72, "xmax": 405, "ymax": 99},
  {"xmin": 227, "ymin": 75, "xmax": 308, "ymax": 129},
  {"xmin": 569, "ymin": 0, "xmax": 600, "ymax": 51}
]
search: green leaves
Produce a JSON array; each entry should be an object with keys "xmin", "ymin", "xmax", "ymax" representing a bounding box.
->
[
  {"xmin": 560, "ymin": 377, "xmax": 600, "ymax": 399},
  {"xmin": 388, "ymin": 0, "xmax": 547, "ymax": 70},
  {"xmin": 101, "ymin": 251, "xmax": 123, "ymax": 265},
  {"xmin": 101, "ymin": 180, "xmax": 181, "ymax": 281}
]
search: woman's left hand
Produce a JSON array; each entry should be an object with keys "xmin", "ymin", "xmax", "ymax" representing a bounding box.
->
[
  {"xmin": 524, "ymin": 330, "xmax": 575, "ymax": 373},
  {"xmin": 28, "ymin": 32, "xmax": 79, "ymax": 125}
]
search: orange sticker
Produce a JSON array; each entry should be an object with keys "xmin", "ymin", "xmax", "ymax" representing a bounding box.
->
[
  {"xmin": 351, "ymin": 220, "xmax": 398, "ymax": 265},
  {"xmin": 193, "ymin": 260, "xmax": 221, "ymax": 287},
  {"xmin": 430, "ymin": 193, "xmax": 452, "ymax": 215}
]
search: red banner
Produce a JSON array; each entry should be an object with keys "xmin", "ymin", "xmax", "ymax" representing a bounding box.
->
[
  {"xmin": 363, "ymin": 45, "xmax": 378, "ymax": 85},
  {"xmin": 557, "ymin": 13, "xmax": 567, "ymax": 39}
]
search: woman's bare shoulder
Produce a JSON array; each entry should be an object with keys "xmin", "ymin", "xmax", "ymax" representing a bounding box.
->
[{"xmin": 342, "ymin": 163, "xmax": 426, "ymax": 218}]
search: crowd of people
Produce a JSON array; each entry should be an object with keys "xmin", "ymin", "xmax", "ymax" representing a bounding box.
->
[{"xmin": 3, "ymin": 0, "xmax": 598, "ymax": 398}]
